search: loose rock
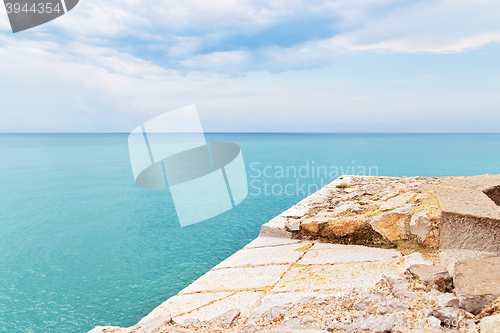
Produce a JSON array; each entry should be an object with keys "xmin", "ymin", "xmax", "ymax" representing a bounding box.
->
[{"xmin": 407, "ymin": 264, "xmax": 453, "ymax": 292}]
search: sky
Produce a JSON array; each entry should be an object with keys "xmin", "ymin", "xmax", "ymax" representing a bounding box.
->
[{"xmin": 0, "ymin": 0, "xmax": 499, "ymax": 133}]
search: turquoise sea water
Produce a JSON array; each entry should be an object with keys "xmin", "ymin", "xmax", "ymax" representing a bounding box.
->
[{"xmin": 1, "ymin": 133, "xmax": 500, "ymax": 333}]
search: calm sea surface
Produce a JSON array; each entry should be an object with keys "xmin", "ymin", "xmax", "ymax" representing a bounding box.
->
[{"xmin": 1, "ymin": 133, "xmax": 499, "ymax": 333}]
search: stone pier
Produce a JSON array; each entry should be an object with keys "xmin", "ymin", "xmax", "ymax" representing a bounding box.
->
[{"xmin": 89, "ymin": 174, "xmax": 500, "ymax": 333}]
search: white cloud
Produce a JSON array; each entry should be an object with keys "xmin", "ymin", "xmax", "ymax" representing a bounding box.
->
[{"xmin": 327, "ymin": 0, "xmax": 500, "ymax": 53}]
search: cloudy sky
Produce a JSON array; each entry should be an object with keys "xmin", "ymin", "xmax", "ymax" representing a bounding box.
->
[{"xmin": 0, "ymin": 0, "xmax": 499, "ymax": 132}]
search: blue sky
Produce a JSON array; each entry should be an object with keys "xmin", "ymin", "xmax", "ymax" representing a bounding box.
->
[{"xmin": 0, "ymin": 0, "xmax": 499, "ymax": 132}]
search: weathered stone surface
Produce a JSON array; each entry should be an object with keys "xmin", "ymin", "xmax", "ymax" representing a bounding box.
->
[
  {"xmin": 298, "ymin": 244, "xmax": 401, "ymax": 265},
  {"xmin": 353, "ymin": 292, "xmax": 388, "ymax": 312},
  {"xmin": 259, "ymin": 216, "xmax": 292, "ymax": 238},
  {"xmin": 139, "ymin": 292, "xmax": 232, "ymax": 323},
  {"xmin": 358, "ymin": 314, "xmax": 405, "ymax": 332},
  {"xmin": 379, "ymin": 192, "xmax": 414, "ymax": 210},
  {"xmin": 410, "ymin": 210, "xmax": 433, "ymax": 243},
  {"xmin": 421, "ymin": 290, "xmax": 459, "ymax": 308},
  {"xmin": 407, "ymin": 264, "xmax": 453, "ymax": 292},
  {"xmin": 273, "ymin": 254, "xmax": 428, "ymax": 293},
  {"xmin": 370, "ymin": 205, "xmax": 413, "ymax": 241},
  {"xmin": 135, "ymin": 314, "xmax": 171, "ymax": 333},
  {"xmin": 454, "ymin": 257, "xmax": 500, "ymax": 314},
  {"xmin": 179, "ymin": 265, "xmax": 290, "ymax": 294},
  {"xmin": 266, "ymin": 305, "xmax": 289, "ymax": 322},
  {"xmin": 212, "ymin": 308, "xmax": 240, "ymax": 324},
  {"xmin": 213, "ymin": 243, "xmax": 308, "ymax": 269},
  {"xmin": 325, "ymin": 215, "xmax": 367, "ymax": 237},
  {"xmin": 274, "ymin": 318, "xmax": 301, "ymax": 332},
  {"xmin": 383, "ymin": 274, "xmax": 417, "ymax": 301},
  {"xmin": 376, "ymin": 301, "xmax": 410, "ymax": 315},
  {"xmin": 244, "ymin": 236, "xmax": 299, "ymax": 249},
  {"xmin": 332, "ymin": 202, "xmax": 357, "ymax": 214},
  {"xmin": 174, "ymin": 292, "xmax": 262, "ymax": 324},
  {"xmin": 281, "ymin": 205, "xmax": 310, "ymax": 218},
  {"xmin": 238, "ymin": 323, "xmax": 257, "ymax": 333},
  {"xmin": 479, "ymin": 314, "xmax": 500, "ymax": 333},
  {"xmin": 298, "ymin": 193, "xmax": 327, "ymax": 206},
  {"xmin": 180, "ymin": 318, "xmax": 199, "ymax": 324},
  {"xmin": 437, "ymin": 175, "xmax": 500, "ymax": 254},
  {"xmin": 301, "ymin": 212, "xmax": 334, "ymax": 234},
  {"xmin": 301, "ymin": 219, "xmax": 324, "ymax": 233},
  {"xmin": 431, "ymin": 307, "xmax": 460, "ymax": 323},
  {"xmin": 285, "ymin": 219, "xmax": 301, "ymax": 231},
  {"xmin": 249, "ymin": 292, "xmax": 346, "ymax": 319},
  {"xmin": 439, "ymin": 249, "xmax": 498, "ymax": 276}
]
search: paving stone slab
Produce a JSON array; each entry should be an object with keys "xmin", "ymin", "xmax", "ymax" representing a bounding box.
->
[
  {"xmin": 179, "ymin": 265, "xmax": 291, "ymax": 294},
  {"xmin": 272, "ymin": 254, "xmax": 429, "ymax": 293},
  {"xmin": 298, "ymin": 244, "xmax": 401, "ymax": 265},
  {"xmin": 173, "ymin": 291, "xmax": 263, "ymax": 324},
  {"xmin": 244, "ymin": 236, "xmax": 300, "ymax": 249},
  {"xmin": 138, "ymin": 292, "xmax": 232, "ymax": 323},
  {"xmin": 213, "ymin": 244, "xmax": 308, "ymax": 269}
]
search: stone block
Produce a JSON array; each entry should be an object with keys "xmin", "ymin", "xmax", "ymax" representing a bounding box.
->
[{"xmin": 437, "ymin": 176, "xmax": 500, "ymax": 254}]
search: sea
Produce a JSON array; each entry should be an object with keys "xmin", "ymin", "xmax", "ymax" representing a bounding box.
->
[{"xmin": 1, "ymin": 133, "xmax": 499, "ymax": 333}]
